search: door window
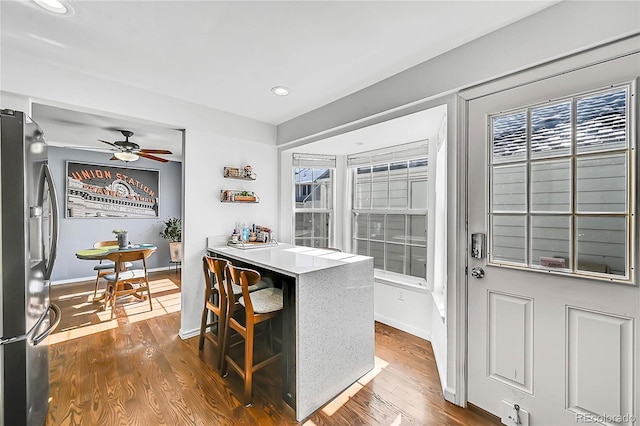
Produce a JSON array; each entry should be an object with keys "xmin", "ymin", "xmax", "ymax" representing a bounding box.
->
[{"xmin": 488, "ymin": 84, "xmax": 634, "ymax": 282}]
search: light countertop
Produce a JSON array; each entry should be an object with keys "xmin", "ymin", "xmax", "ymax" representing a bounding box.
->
[{"xmin": 207, "ymin": 242, "xmax": 371, "ymax": 276}]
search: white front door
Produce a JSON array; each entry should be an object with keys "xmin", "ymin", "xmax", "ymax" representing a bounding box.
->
[{"xmin": 467, "ymin": 53, "xmax": 639, "ymax": 425}]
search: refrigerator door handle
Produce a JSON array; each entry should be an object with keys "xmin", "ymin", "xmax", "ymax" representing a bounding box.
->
[
  {"xmin": 43, "ymin": 164, "xmax": 59, "ymax": 281},
  {"xmin": 32, "ymin": 303, "xmax": 61, "ymax": 346}
]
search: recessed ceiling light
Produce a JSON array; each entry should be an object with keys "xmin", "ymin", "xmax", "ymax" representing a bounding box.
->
[
  {"xmin": 271, "ymin": 86, "xmax": 290, "ymax": 96},
  {"xmin": 32, "ymin": 0, "xmax": 73, "ymax": 15}
]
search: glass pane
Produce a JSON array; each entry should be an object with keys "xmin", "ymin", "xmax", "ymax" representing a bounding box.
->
[
  {"xmin": 408, "ymin": 215, "xmax": 427, "ymax": 246},
  {"xmin": 531, "ymin": 101, "xmax": 571, "ymax": 158},
  {"xmin": 295, "ymin": 212, "xmax": 312, "ymax": 238},
  {"xmin": 576, "ymin": 154, "xmax": 627, "ymax": 213},
  {"xmin": 353, "ymin": 239, "xmax": 368, "ymax": 256},
  {"xmin": 492, "ymin": 164, "xmax": 527, "ymax": 212},
  {"xmin": 371, "ymin": 164, "xmax": 389, "ymax": 208},
  {"xmin": 410, "ymin": 180, "xmax": 427, "ymax": 209},
  {"xmin": 492, "ymin": 111, "xmax": 527, "ymax": 163},
  {"xmin": 370, "ymin": 241, "xmax": 384, "ymax": 269},
  {"xmin": 389, "ymin": 162, "xmax": 408, "ymax": 208},
  {"xmin": 577, "ymin": 88, "xmax": 627, "ymax": 154},
  {"xmin": 491, "ymin": 215, "xmax": 526, "ymax": 264},
  {"xmin": 576, "ymin": 216, "xmax": 626, "ymax": 276},
  {"xmin": 386, "ymin": 243, "xmax": 404, "ymax": 274},
  {"xmin": 313, "ymin": 212, "xmax": 328, "ymax": 241},
  {"xmin": 312, "ymin": 238, "xmax": 329, "ymax": 248},
  {"xmin": 408, "ymin": 246, "xmax": 426, "ymax": 278},
  {"xmin": 408, "ymin": 159, "xmax": 428, "ymax": 179},
  {"xmin": 386, "ymin": 215, "xmax": 406, "ymax": 244},
  {"xmin": 530, "ymin": 159, "xmax": 571, "ymax": 212},
  {"xmin": 531, "ymin": 215, "xmax": 570, "ymax": 268},
  {"xmin": 295, "ymin": 238, "xmax": 312, "ymax": 247},
  {"xmin": 355, "ymin": 166, "xmax": 371, "ymax": 209},
  {"xmin": 354, "ymin": 213, "xmax": 368, "ymax": 239},
  {"xmin": 311, "ymin": 168, "xmax": 332, "ymax": 209},
  {"xmin": 370, "ymin": 214, "xmax": 384, "ymax": 241}
]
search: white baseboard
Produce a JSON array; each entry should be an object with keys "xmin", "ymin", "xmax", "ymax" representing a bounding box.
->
[
  {"xmin": 444, "ymin": 386, "xmax": 456, "ymax": 404},
  {"xmin": 374, "ymin": 313, "xmax": 432, "ymax": 341},
  {"xmin": 51, "ymin": 266, "xmax": 172, "ymax": 286},
  {"xmin": 179, "ymin": 328, "xmax": 200, "ymax": 340}
]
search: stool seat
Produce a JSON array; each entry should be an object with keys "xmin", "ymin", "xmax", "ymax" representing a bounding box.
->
[
  {"xmin": 215, "ymin": 278, "xmax": 270, "ymax": 296},
  {"xmin": 239, "ymin": 288, "xmax": 283, "ymax": 314},
  {"xmin": 93, "ymin": 261, "xmax": 133, "ymax": 271}
]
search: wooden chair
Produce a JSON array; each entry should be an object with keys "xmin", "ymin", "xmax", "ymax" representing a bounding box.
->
[
  {"xmin": 199, "ymin": 256, "xmax": 272, "ymax": 369},
  {"xmin": 102, "ymin": 248, "xmax": 155, "ymax": 320},
  {"xmin": 92, "ymin": 240, "xmax": 132, "ymax": 298},
  {"xmin": 220, "ymin": 264, "xmax": 283, "ymax": 406}
]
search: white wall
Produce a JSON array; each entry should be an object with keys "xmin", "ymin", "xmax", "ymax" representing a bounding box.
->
[{"xmin": 1, "ymin": 58, "xmax": 278, "ymax": 339}]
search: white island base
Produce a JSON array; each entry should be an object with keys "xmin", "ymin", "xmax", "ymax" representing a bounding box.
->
[{"xmin": 207, "ymin": 242, "xmax": 375, "ymax": 421}]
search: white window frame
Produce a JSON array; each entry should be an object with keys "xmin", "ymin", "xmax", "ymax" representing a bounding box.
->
[
  {"xmin": 292, "ymin": 154, "xmax": 336, "ymax": 248},
  {"xmin": 349, "ymin": 141, "xmax": 429, "ymax": 284}
]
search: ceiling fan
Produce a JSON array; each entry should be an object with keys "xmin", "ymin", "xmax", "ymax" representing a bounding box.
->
[{"xmin": 98, "ymin": 130, "xmax": 172, "ymax": 163}]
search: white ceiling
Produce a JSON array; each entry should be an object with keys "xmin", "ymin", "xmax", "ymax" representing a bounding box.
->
[{"xmin": 1, "ymin": 0, "xmax": 556, "ymax": 158}]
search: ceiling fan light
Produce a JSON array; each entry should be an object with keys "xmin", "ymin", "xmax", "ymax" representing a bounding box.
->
[{"xmin": 114, "ymin": 152, "xmax": 139, "ymax": 162}]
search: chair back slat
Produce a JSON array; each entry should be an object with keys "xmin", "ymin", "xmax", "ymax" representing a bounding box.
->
[
  {"xmin": 105, "ymin": 248, "xmax": 154, "ymax": 263},
  {"xmin": 203, "ymin": 256, "xmax": 229, "ymax": 306},
  {"xmin": 225, "ymin": 264, "xmax": 261, "ymax": 317}
]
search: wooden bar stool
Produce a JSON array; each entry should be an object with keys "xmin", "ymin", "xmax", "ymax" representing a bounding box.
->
[
  {"xmin": 198, "ymin": 256, "xmax": 229, "ymax": 370},
  {"xmin": 221, "ymin": 264, "xmax": 283, "ymax": 406},
  {"xmin": 199, "ymin": 257, "xmax": 272, "ymax": 369}
]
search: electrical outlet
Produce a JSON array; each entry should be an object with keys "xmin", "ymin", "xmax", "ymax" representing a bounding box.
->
[
  {"xmin": 398, "ymin": 290, "xmax": 404, "ymax": 301},
  {"xmin": 500, "ymin": 400, "xmax": 529, "ymax": 426}
]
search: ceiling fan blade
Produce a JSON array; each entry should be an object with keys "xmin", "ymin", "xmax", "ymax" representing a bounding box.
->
[
  {"xmin": 139, "ymin": 152, "xmax": 169, "ymax": 163},
  {"xmin": 139, "ymin": 149, "xmax": 172, "ymax": 154},
  {"xmin": 98, "ymin": 139, "xmax": 121, "ymax": 149}
]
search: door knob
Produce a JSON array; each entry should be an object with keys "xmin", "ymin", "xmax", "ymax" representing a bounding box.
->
[{"xmin": 471, "ymin": 267, "xmax": 485, "ymax": 279}]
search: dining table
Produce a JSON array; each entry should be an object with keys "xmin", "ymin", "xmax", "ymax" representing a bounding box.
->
[{"xmin": 75, "ymin": 243, "xmax": 157, "ymax": 304}]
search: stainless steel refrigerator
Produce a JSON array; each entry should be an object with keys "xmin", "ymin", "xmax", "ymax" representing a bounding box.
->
[{"xmin": 0, "ymin": 109, "xmax": 61, "ymax": 426}]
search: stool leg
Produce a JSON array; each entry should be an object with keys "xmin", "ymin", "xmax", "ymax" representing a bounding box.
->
[
  {"xmin": 244, "ymin": 322, "xmax": 254, "ymax": 406},
  {"xmin": 199, "ymin": 302, "xmax": 208, "ymax": 350}
]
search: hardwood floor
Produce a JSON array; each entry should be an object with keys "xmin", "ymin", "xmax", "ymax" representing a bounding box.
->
[{"xmin": 47, "ymin": 271, "xmax": 497, "ymax": 425}]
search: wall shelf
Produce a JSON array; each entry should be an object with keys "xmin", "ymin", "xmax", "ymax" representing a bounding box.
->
[
  {"xmin": 224, "ymin": 166, "xmax": 256, "ymax": 180},
  {"xmin": 220, "ymin": 190, "xmax": 259, "ymax": 203}
]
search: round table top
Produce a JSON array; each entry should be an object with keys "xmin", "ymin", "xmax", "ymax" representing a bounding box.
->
[{"xmin": 75, "ymin": 244, "xmax": 157, "ymax": 260}]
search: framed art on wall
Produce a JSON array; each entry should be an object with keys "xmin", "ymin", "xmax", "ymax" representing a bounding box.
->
[{"xmin": 65, "ymin": 161, "xmax": 160, "ymax": 218}]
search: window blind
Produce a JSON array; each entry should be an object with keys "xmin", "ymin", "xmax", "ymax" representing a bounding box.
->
[
  {"xmin": 347, "ymin": 140, "xmax": 428, "ymax": 167},
  {"xmin": 292, "ymin": 153, "xmax": 336, "ymax": 168}
]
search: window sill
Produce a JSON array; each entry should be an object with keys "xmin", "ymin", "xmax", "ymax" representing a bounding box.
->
[
  {"xmin": 374, "ymin": 271, "xmax": 429, "ymax": 294},
  {"xmin": 431, "ymin": 291, "xmax": 446, "ymax": 320}
]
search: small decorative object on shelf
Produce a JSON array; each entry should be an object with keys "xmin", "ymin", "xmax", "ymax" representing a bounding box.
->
[
  {"xmin": 224, "ymin": 166, "xmax": 256, "ymax": 180},
  {"xmin": 220, "ymin": 190, "xmax": 259, "ymax": 203}
]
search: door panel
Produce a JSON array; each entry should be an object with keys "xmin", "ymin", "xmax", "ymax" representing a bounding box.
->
[{"xmin": 467, "ymin": 54, "xmax": 639, "ymax": 425}]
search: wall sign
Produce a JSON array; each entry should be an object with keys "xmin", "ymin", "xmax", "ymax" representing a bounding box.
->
[{"xmin": 65, "ymin": 161, "xmax": 160, "ymax": 218}]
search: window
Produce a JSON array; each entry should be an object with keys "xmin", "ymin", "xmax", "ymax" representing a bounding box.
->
[
  {"xmin": 349, "ymin": 142, "xmax": 428, "ymax": 281},
  {"xmin": 293, "ymin": 154, "xmax": 335, "ymax": 248},
  {"xmin": 489, "ymin": 84, "xmax": 634, "ymax": 282}
]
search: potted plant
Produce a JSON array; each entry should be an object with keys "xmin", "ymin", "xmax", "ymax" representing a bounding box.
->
[
  {"xmin": 112, "ymin": 228, "xmax": 128, "ymax": 248},
  {"xmin": 160, "ymin": 217, "xmax": 182, "ymax": 262}
]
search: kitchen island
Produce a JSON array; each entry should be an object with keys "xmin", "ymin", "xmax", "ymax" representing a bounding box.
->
[{"xmin": 207, "ymin": 241, "xmax": 374, "ymax": 421}]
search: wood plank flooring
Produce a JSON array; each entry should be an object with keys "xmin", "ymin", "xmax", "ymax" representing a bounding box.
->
[{"xmin": 47, "ymin": 271, "xmax": 497, "ymax": 425}]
